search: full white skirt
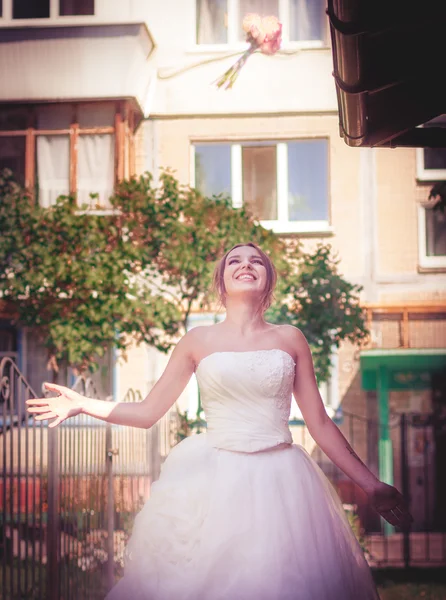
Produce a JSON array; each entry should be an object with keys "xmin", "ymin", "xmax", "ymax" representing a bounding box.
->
[{"xmin": 106, "ymin": 435, "xmax": 379, "ymax": 600}]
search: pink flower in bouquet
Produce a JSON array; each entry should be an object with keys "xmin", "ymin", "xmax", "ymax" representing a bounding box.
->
[
  {"xmin": 242, "ymin": 13, "xmax": 266, "ymax": 44},
  {"xmin": 259, "ymin": 15, "xmax": 282, "ymax": 55},
  {"xmin": 214, "ymin": 13, "xmax": 282, "ymax": 90}
]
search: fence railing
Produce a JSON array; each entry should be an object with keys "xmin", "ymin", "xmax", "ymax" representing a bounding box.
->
[
  {"xmin": 0, "ymin": 358, "xmax": 178, "ymax": 600},
  {"xmin": 0, "ymin": 356, "xmax": 47, "ymax": 600}
]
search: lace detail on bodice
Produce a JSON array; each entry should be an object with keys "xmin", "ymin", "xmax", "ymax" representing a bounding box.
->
[
  {"xmin": 246, "ymin": 350, "xmax": 295, "ymax": 422},
  {"xmin": 195, "ymin": 349, "xmax": 295, "ymax": 453}
]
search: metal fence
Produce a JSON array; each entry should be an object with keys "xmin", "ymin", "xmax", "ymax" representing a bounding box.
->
[
  {"xmin": 294, "ymin": 408, "xmax": 446, "ymax": 569},
  {"xmin": 0, "ymin": 357, "xmax": 177, "ymax": 600},
  {"xmin": 1, "ymin": 356, "xmax": 446, "ymax": 599}
]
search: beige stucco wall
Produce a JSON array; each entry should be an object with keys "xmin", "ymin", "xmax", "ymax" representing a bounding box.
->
[{"xmin": 375, "ymin": 148, "xmax": 420, "ymax": 276}]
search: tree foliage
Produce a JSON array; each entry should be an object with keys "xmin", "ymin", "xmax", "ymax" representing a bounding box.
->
[
  {"xmin": 428, "ymin": 181, "xmax": 446, "ymax": 212},
  {"xmin": 267, "ymin": 243, "xmax": 367, "ymax": 381},
  {"xmin": 0, "ymin": 168, "xmax": 367, "ymax": 381}
]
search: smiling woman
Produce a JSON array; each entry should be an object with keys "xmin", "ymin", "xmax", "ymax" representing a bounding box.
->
[
  {"xmin": 213, "ymin": 242, "xmax": 277, "ymax": 314},
  {"xmin": 27, "ymin": 241, "xmax": 411, "ymax": 600}
]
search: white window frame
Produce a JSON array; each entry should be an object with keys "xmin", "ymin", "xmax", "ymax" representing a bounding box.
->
[
  {"xmin": 416, "ymin": 147, "xmax": 446, "ymax": 182},
  {"xmin": 190, "ymin": 140, "xmax": 332, "ymax": 235},
  {"xmin": 191, "ymin": 0, "xmax": 326, "ymax": 52},
  {"xmin": 417, "ymin": 204, "xmax": 446, "ymax": 269}
]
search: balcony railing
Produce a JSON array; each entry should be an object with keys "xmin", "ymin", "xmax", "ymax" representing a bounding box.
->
[{"xmin": 363, "ymin": 303, "xmax": 446, "ymax": 350}]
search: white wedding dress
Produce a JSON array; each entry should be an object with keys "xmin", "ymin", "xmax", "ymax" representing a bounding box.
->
[{"xmin": 106, "ymin": 349, "xmax": 379, "ymax": 600}]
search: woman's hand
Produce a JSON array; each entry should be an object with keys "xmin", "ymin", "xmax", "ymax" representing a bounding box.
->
[
  {"xmin": 26, "ymin": 383, "xmax": 85, "ymax": 428},
  {"xmin": 367, "ymin": 481, "xmax": 413, "ymax": 529}
]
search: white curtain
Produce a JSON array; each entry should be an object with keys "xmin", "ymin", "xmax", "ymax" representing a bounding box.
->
[
  {"xmin": 290, "ymin": 0, "xmax": 324, "ymax": 42},
  {"xmin": 196, "ymin": 0, "xmax": 227, "ymax": 44},
  {"xmin": 77, "ymin": 134, "xmax": 114, "ymax": 209},
  {"xmin": 238, "ymin": 0, "xmax": 279, "ymax": 41},
  {"xmin": 242, "ymin": 145, "xmax": 277, "ymax": 221},
  {"xmin": 36, "ymin": 135, "xmax": 70, "ymax": 208},
  {"xmin": 426, "ymin": 209, "xmax": 446, "ymax": 257}
]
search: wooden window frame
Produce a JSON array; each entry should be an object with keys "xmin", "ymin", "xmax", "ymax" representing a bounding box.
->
[{"xmin": 0, "ymin": 100, "xmax": 138, "ymax": 203}]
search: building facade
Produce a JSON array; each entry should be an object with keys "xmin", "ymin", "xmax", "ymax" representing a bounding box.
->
[{"xmin": 1, "ymin": 0, "xmax": 446, "ymax": 536}]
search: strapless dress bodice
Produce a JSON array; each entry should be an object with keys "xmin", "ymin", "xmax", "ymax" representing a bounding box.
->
[{"xmin": 195, "ymin": 349, "xmax": 295, "ymax": 453}]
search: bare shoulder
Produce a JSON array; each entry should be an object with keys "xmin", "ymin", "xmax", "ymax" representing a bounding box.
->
[
  {"xmin": 180, "ymin": 324, "xmax": 220, "ymax": 362},
  {"xmin": 270, "ymin": 324, "xmax": 310, "ymax": 357},
  {"xmin": 271, "ymin": 323, "xmax": 307, "ymax": 345},
  {"xmin": 178, "ymin": 325, "xmax": 209, "ymax": 350}
]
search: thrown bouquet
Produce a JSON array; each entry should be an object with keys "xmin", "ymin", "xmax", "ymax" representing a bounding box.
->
[{"xmin": 214, "ymin": 13, "xmax": 282, "ymax": 90}]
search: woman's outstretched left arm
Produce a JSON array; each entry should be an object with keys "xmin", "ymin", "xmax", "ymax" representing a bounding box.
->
[{"xmin": 290, "ymin": 327, "xmax": 413, "ymax": 529}]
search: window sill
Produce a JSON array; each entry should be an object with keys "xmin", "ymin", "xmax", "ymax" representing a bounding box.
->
[
  {"xmin": 259, "ymin": 220, "xmax": 333, "ymax": 236},
  {"xmin": 0, "ymin": 18, "xmax": 145, "ymax": 29},
  {"xmin": 186, "ymin": 40, "xmax": 327, "ymax": 55},
  {"xmin": 418, "ymin": 260, "xmax": 446, "ymax": 273},
  {"xmin": 416, "ymin": 172, "xmax": 446, "ymax": 182},
  {"xmin": 75, "ymin": 208, "xmax": 121, "ymax": 216}
]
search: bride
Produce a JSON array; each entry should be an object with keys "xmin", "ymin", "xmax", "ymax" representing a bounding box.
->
[{"xmin": 27, "ymin": 242, "xmax": 412, "ymax": 599}]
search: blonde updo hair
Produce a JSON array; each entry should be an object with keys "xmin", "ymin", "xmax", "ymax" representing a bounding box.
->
[{"xmin": 212, "ymin": 242, "xmax": 277, "ymax": 314}]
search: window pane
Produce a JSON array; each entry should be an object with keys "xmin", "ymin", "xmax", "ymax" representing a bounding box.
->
[
  {"xmin": 78, "ymin": 134, "xmax": 115, "ymax": 208},
  {"xmin": 37, "ymin": 104, "xmax": 72, "ymax": 130},
  {"xmin": 194, "ymin": 144, "xmax": 231, "ymax": 198},
  {"xmin": 78, "ymin": 103, "xmax": 115, "ymax": 128},
  {"xmin": 0, "ymin": 107, "xmax": 30, "ymax": 131},
  {"xmin": 237, "ymin": 0, "xmax": 279, "ymax": 41},
  {"xmin": 0, "ymin": 136, "xmax": 26, "ymax": 186},
  {"xmin": 36, "ymin": 136, "xmax": 70, "ymax": 207},
  {"xmin": 290, "ymin": 0, "xmax": 325, "ymax": 42},
  {"xmin": 60, "ymin": 0, "xmax": 94, "ymax": 15},
  {"xmin": 426, "ymin": 209, "xmax": 446, "ymax": 257},
  {"xmin": 288, "ymin": 139, "xmax": 328, "ymax": 221},
  {"xmin": 13, "ymin": 0, "xmax": 49, "ymax": 18},
  {"xmin": 424, "ymin": 148, "xmax": 446, "ymax": 171},
  {"xmin": 196, "ymin": 0, "xmax": 227, "ymax": 44},
  {"xmin": 242, "ymin": 145, "xmax": 277, "ymax": 220}
]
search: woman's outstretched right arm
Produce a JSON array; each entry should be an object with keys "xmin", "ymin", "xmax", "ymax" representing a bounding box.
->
[{"xmin": 26, "ymin": 332, "xmax": 197, "ymax": 429}]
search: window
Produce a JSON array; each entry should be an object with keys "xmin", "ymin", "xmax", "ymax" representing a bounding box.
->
[
  {"xmin": 13, "ymin": 0, "xmax": 49, "ymax": 18},
  {"xmin": 417, "ymin": 147, "xmax": 446, "ymax": 181},
  {"xmin": 36, "ymin": 104, "xmax": 114, "ymax": 208},
  {"xmin": 60, "ymin": 0, "xmax": 94, "ymax": 16},
  {"xmin": 0, "ymin": 107, "xmax": 28, "ymax": 186},
  {"xmin": 416, "ymin": 117, "xmax": 446, "ymax": 181},
  {"xmin": 0, "ymin": 137, "xmax": 26, "ymax": 186},
  {"xmin": 192, "ymin": 139, "xmax": 330, "ymax": 234},
  {"xmin": 9, "ymin": 0, "xmax": 94, "ymax": 18},
  {"xmin": 0, "ymin": 323, "xmax": 18, "ymax": 363},
  {"xmin": 196, "ymin": 0, "xmax": 327, "ymax": 46},
  {"xmin": 196, "ymin": 0, "xmax": 227, "ymax": 44},
  {"xmin": 0, "ymin": 102, "xmax": 137, "ymax": 210},
  {"xmin": 418, "ymin": 205, "xmax": 446, "ymax": 269}
]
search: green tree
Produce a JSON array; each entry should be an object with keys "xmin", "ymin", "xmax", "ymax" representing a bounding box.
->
[
  {"xmin": 0, "ymin": 168, "xmax": 367, "ymax": 382},
  {"xmin": 267, "ymin": 242, "xmax": 367, "ymax": 382},
  {"xmin": 0, "ymin": 169, "xmax": 277, "ymax": 374}
]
